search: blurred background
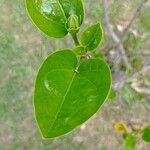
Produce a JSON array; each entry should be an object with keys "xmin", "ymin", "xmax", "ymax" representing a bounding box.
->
[{"xmin": 0, "ymin": 0, "xmax": 150, "ymax": 149}]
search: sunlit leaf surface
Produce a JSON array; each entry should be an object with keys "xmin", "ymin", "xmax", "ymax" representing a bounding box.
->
[
  {"xmin": 34, "ymin": 49, "xmax": 111, "ymax": 138},
  {"xmin": 26, "ymin": 0, "xmax": 84, "ymax": 38},
  {"xmin": 80, "ymin": 23, "xmax": 103, "ymax": 51}
]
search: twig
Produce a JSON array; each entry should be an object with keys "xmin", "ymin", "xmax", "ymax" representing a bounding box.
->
[
  {"xmin": 102, "ymin": 0, "xmax": 132, "ymax": 70},
  {"xmin": 122, "ymin": 0, "xmax": 148, "ymax": 37},
  {"xmin": 113, "ymin": 66, "xmax": 150, "ymax": 91},
  {"xmin": 131, "ymin": 83, "xmax": 150, "ymax": 95}
]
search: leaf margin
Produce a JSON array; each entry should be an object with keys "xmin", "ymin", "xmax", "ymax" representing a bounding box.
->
[{"xmin": 33, "ymin": 49, "xmax": 112, "ymax": 139}]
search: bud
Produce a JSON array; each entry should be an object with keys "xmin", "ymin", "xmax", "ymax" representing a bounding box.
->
[{"xmin": 67, "ymin": 15, "xmax": 80, "ymax": 33}]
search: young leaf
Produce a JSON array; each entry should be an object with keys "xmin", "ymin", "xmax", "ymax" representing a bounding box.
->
[
  {"xmin": 25, "ymin": 0, "xmax": 84, "ymax": 38},
  {"xmin": 108, "ymin": 89, "xmax": 117, "ymax": 101},
  {"xmin": 80, "ymin": 23, "xmax": 103, "ymax": 51},
  {"xmin": 142, "ymin": 125, "xmax": 150, "ymax": 143},
  {"xmin": 124, "ymin": 134, "xmax": 137, "ymax": 150},
  {"xmin": 34, "ymin": 49, "xmax": 111, "ymax": 138},
  {"xmin": 73, "ymin": 46, "xmax": 86, "ymax": 55}
]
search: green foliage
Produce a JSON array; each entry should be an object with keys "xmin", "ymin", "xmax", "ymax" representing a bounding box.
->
[
  {"xmin": 35, "ymin": 50, "xmax": 111, "ymax": 138},
  {"xmin": 115, "ymin": 121, "xmax": 150, "ymax": 149},
  {"xmin": 80, "ymin": 23, "xmax": 103, "ymax": 51},
  {"xmin": 108, "ymin": 89, "xmax": 117, "ymax": 101},
  {"xmin": 26, "ymin": 0, "xmax": 84, "ymax": 38},
  {"xmin": 93, "ymin": 51, "xmax": 105, "ymax": 60},
  {"xmin": 142, "ymin": 125, "xmax": 150, "ymax": 143},
  {"xmin": 67, "ymin": 15, "xmax": 80, "ymax": 34},
  {"xmin": 73, "ymin": 46, "xmax": 86, "ymax": 55},
  {"xmin": 1, "ymin": 0, "xmax": 150, "ymax": 149},
  {"xmin": 124, "ymin": 134, "xmax": 137, "ymax": 150},
  {"xmin": 26, "ymin": 0, "xmax": 112, "ymax": 139}
]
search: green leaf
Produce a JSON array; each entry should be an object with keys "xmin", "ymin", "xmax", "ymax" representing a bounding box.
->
[
  {"xmin": 80, "ymin": 23, "xmax": 103, "ymax": 51},
  {"xmin": 108, "ymin": 89, "xmax": 117, "ymax": 101},
  {"xmin": 93, "ymin": 51, "xmax": 105, "ymax": 60},
  {"xmin": 25, "ymin": 0, "xmax": 84, "ymax": 38},
  {"xmin": 124, "ymin": 134, "xmax": 137, "ymax": 150},
  {"xmin": 73, "ymin": 46, "xmax": 86, "ymax": 55},
  {"xmin": 34, "ymin": 49, "xmax": 111, "ymax": 138},
  {"xmin": 142, "ymin": 125, "xmax": 150, "ymax": 143}
]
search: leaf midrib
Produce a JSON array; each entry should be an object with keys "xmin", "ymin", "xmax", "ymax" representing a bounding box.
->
[
  {"xmin": 29, "ymin": 0, "xmax": 68, "ymax": 28},
  {"xmin": 57, "ymin": 0, "xmax": 67, "ymax": 20},
  {"xmin": 48, "ymin": 65, "xmax": 101, "ymax": 131},
  {"xmin": 48, "ymin": 71, "xmax": 76, "ymax": 131}
]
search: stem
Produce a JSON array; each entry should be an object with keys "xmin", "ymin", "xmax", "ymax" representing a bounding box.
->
[{"xmin": 71, "ymin": 32, "xmax": 80, "ymax": 46}]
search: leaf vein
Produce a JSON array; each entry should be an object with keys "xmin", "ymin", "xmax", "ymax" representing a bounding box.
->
[{"xmin": 48, "ymin": 72, "xmax": 76, "ymax": 131}]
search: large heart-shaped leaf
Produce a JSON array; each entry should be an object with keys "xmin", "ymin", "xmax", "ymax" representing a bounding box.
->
[
  {"xmin": 26, "ymin": 0, "xmax": 84, "ymax": 38},
  {"xmin": 34, "ymin": 49, "xmax": 111, "ymax": 138}
]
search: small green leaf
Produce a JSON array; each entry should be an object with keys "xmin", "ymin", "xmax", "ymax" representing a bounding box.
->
[
  {"xmin": 25, "ymin": 0, "xmax": 84, "ymax": 38},
  {"xmin": 34, "ymin": 49, "xmax": 111, "ymax": 138},
  {"xmin": 108, "ymin": 89, "xmax": 117, "ymax": 101},
  {"xmin": 142, "ymin": 125, "xmax": 150, "ymax": 143},
  {"xmin": 73, "ymin": 46, "xmax": 86, "ymax": 55},
  {"xmin": 93, "ymin": 51, "xmax": 105, "ymax": 60},
  {"xmin": 124, "ymin": 134, "xmax": 137, "ymax": 150},
  {"xmin": 80, "ymin": 23, "xmax": 103, "ymax": 51}
]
